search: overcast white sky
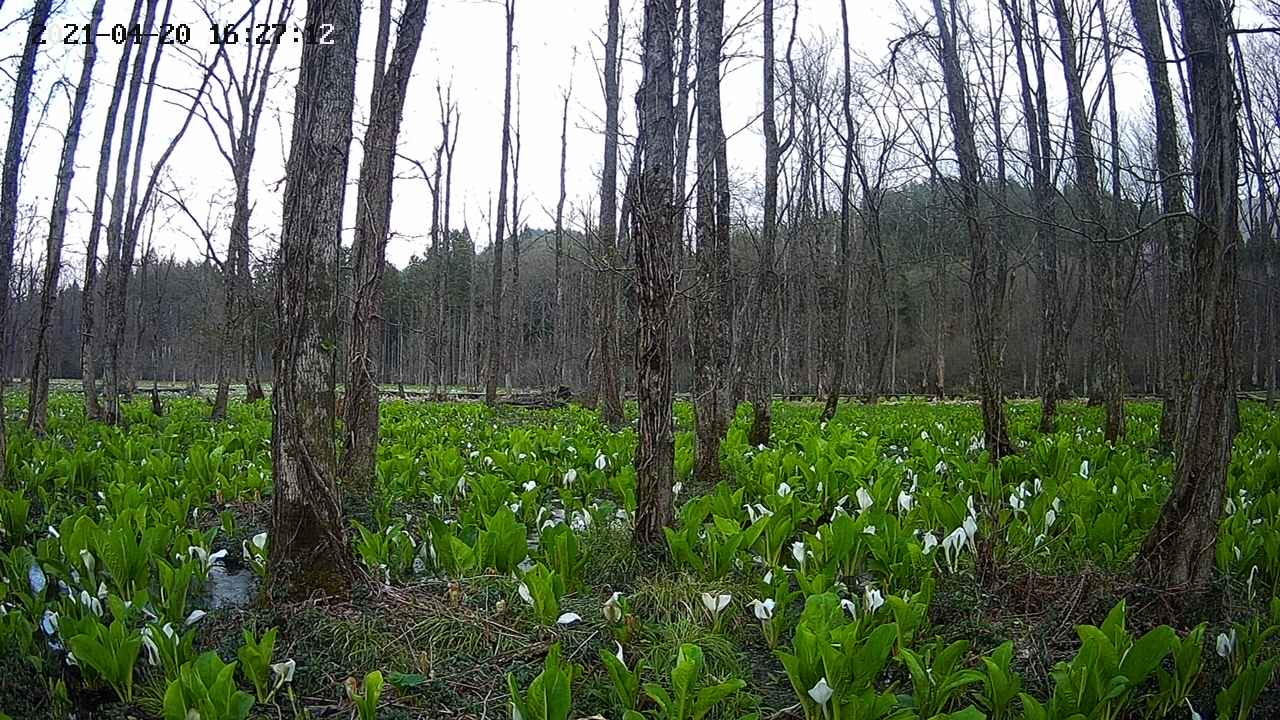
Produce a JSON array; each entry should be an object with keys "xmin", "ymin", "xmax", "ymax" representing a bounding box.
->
[
  {"xmin": 3, "ymin": 0, "xmax": 1251, "ymax": 274},
  {"xmin": 0, "ymin": 0, "xmax": 913, "ymax": 273}
]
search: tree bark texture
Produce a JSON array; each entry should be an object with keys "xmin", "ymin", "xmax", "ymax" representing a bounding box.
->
[
  {"xmin": 632, "ymin": 0, "xmax": 678, "ymax": 546},
  {"xmin": 268, "ymin": 0, "xmax": 361, "ymax": 601},
  {"xmin": 929, "ymin": 0, "xmax": 1013, "ymax": 458},
  {"xmin": 29, "ymin": 0, "xmax": 104, "ymax": 434},
  {"xmin": 1137, "ymin": 0, "xmax": 1241, "ymax": 589},
  {"xmin": 485, "ymin": 0, "xmax": 515, "ymax": 407},
  {"xmin": 692, "ymin": 0, "xmax": 731, "ymax": 483},
  {"xmin": 344, "ymin": 0, "xmax": 428, "ymax": 488},
  {"xmin": 0, "ymin": 0, "xmax": 53, "ymax": 479},
  {"xmin": 594, "ymin": 0, "xmax": 626, "ymax": 428}
]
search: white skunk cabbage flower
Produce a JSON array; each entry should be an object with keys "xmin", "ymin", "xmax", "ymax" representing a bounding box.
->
[
  {"xmin": 700, "ymin": 592, "xmax": 731, "ymax": 615},
  {"xmin": 603, "ymin": 592, "xmax": 623, "ymax": 623},
  {"xmin": 808, "ymin": 677, "xmax": 834, "ymax": 705},
  {"xmin": 856, "ymin": 488, "xmax": 874, "ymax": 512},
  {"xmin": 1216, "ymin": 629, "xmax": 1236, "ymax": 658},
  {"xmin": 272, "ymin": 659, "xmax": 296, "ymax": 685},
  {"xmin": 864, "ymin": 586, "xmax": 885, "ymax": 613},
  {"xmin": 749, "ymin": 598, "xmax": 775, "ymax": 620}
]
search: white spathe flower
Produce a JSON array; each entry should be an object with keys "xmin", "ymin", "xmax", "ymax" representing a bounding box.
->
[
  {"xmin": 1009, "ymin": 493, "xmax": 1025, "ymax": 513},
  {"xmin": 807, "ymin": 677, "xmax": 834, "ymax": 705},
  {"xmin": 856, "ymin": 487, "xmax": 874, "ymax": 512},
  {"xmin": 942, "ymin": 527, "xmax": 969, "ymax": 573},
  {"xmin": 791, "ymin": 541, "xmax": 807, "ymax": 568},
  {"xmin": 840, "ymin": 598, "xmax": 858, "ymax": 617},
  {"xmin": 595, "ymin": 453, "xmax": 608, "ymax": 471},
  {"xmin": 863, "ymin": 525, "xmax": 877, "ymax": 535},
  {"xmin": 184, "ymin": 609, "xmax": 207, "ymax": 626},
  {"xmin": 41, "ymin": 610, "xmax": 58, "ymax": 635},
  {"xmin": 556, "ymin": 612, "xmax": 582, "ymax": 625},
  {"xmin": 79, "ymin": 549, "xmax": 96, "ymax": 575},
  {"xmin": 700, "ymin": 592, "xmax": 731, "ymax": 615},
  {"xmin": 141, "ymin": 629, "xmax": 160, "ymax": 666},
  {"xmin": 78, "ymin": 590, "xmax": 102, "ymax": 617},
  {"xmin": 776, "ymin": 482, "xmax": 792, "ymax": 498},
  {"xmin": 518, "ymin": 583, "xmax": 533, "ymax": 606},
  {"xmin": 522, "ymin": 480, "xmax": 537, "ymax": 493},
  {"xmin": 1079, "ymin": 459, "xmax": 1091, "ymax": 479},
  {"xmin": 603, "ymin": 592, "xmax": 623, "ymax": 623},
  {"xmin": 252, "ymin": 532, "xmax": 268, "ymax": 551},
  {"xmin": 921, "ymin": 532, "xmax": 938, "ymax": 555},
  {"xmin": 271, "ymin": 658, "xmax": 296, "ymax": 684},
  {"xmin": 672, "ymin": 482, "xmax": 684, "ymax": 498},
  {"xmin": 749, "ymin": 598, "xmax": 776, "ymax": 620},
  {"xmin": 898, "ymin": 491, "xmax": 914, "ymax": 513},
  {"xmin": 963, "ymin": 515, "xmax": 978, "ymax": 544},
  {"xmin": 1216, "ymin": 629, "xmax": 1236, "ymax": 658},
  {"xmin": 562, "ymin": 468, "xmax": 577, "ymax": 486},
  {"xmin": 864, "ymin": 586, "xmax": 885, "ymax": 613},
  {"xmin": 1044, "ymin": 509, "xmax": 1057, "ymax": 529}
]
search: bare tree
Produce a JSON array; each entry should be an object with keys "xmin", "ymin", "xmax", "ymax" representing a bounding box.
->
[
  {"xmin": 633, "ymin": 0, "xmax": 678, "ymax": 545},
  {"xmin": 1050, "ymin": 0, "xmax": 1125, "ymax": 441},
  {"xmin": 929, "ymin": 0, "xmax": 1013, "ymax": 458},
  {"xmin": 344, "ymin": 0, "xmax": 429, "ymax": 488},
  {"xmin": 1137, "ymin": 0, "xmax": 1241, "ymax": 589},
  {"xmin": 194, "ymin": 0, "xmax": 295, "ymax": 419},
  {"xmin": 594, "ymin": 0, "xmax": 626, "ymax": 427},
  {"xmin": 1130, "ymin": 0, "xmax": 1193, "ymax": 444},
  {"xmin": 692, "ymin": 0, "xmax": 731, "ymax": 482},
  {"xmin": 821, "ymin": 0, "xmax": 855, "ymax": 422},
  {"xmin": 554, "ymin": 73, "xmax": 573, "ymax": 388},
  {"xmin": 0, "ymin": 0, "xmax": 53, "ymax": 478},
  {"xmin": 268, "ymin": 0, "xmax": 362, "ymax": 600},
  {"xmin": 80, "ymin": 0, "xmax": 146, "ymax": 421},
  {"xmin": 29, "ymin": 0, "xmax": 105, "ymax": 434},
  {"xmin": 748, "ymin": 0, "xmax": 796, "ymax": 445},
  {"xmin": 485, "ymin": 0, "xmax": 515, "ymax": 407}
]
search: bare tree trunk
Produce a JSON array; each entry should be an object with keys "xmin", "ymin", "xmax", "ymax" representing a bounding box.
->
[
  {"xmin": 29, "ymin": 0, "xmax": 103, "ymax": 434},
  {"xmin": 1051, "ymin": 0, "xmax": 1123, "ymax": 443},
  {"xmin": 594, "ymin": 0, "xmax": 626, "ymax": 427},
  {"xmin": 268, "ymin": 0, "xmax": 361, "ymax": 601},
  {"xmin": 692, "ymin": 0, "xmax": 731, "ymax": 483},
  {"xmin": 102, "ymin": 0, "xmax": 168, "ymax": 425},
  {"xmin": 633, "ymin": 0, "xmax": 677, "ymax": 546},
  {"xmin": 748, "ymin": 0, "xmax": 793, "ymax": 446},
  {"xmin": 821, "ymin": 0, "xmax": 855, "ymax": 422},
  {"xmin": 554, "ymin": 82, "xmax": 571, "ymax": 389},
  {"xmin": 1001, "ymin": 0, "xmax": 1061, "ymax": 433},
  {"xmin": 209, "ymin": 0, "xmax": 291, "ymax": 417},
  {"xmin": 485, "ymin": 0, "xmax": 515, "ymax": 407},
  {"xmin": 81, "ymin": 0, "xmax": 145, "ymax": 421},
  {"xmin": 0, "ymin": 0, "xmax": 52, "ymax": 478},
  {"xmin": 343, "ymin": 0, "xmax": 427, "ymax": 489},
  {"xmin": 1130, "ymin": 0, "xmax": 1193, "ymax": 444},
  {"xmin": 930, "ymin": 0, "xmax": 1013, "ymax": 458},
  {"xmin": 1137, "ymin": 0, "xmax": 1240, "ymax": 590},
  {"xmin": 501, "ymin": 94, "xmax": 517, "ymax": 386},
  {"xmin": 1230, "ymin": 32, "xmax": 1273, "ymax": 410}
]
